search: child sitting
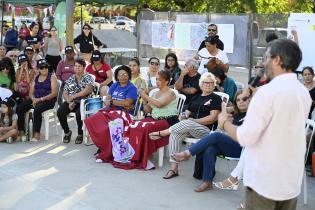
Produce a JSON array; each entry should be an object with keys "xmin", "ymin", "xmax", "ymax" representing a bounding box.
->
[{"xmin": 0, "ymin": 98, "xmax": 18, "ymax": 143}]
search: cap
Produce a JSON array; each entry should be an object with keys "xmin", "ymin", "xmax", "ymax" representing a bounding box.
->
[
  {"xmin": 37, "ymin": 59, "xmax": 49, "ymax": 68},
  {"xmin": 0, "ymin": 97, "xmax": 16, "ymax": 108},
  {"xmin": 25, "ymin": 46, "xmax": 34, "ymax": 51},
  {"xmin": 91, "ymin": 50, "xmax": 101, "ymax": 61},
  {"xmin": 18, "ymin": 54, "xmax": 28, "ymax": 63},
  {"xmin": 65, "ymin": 46, "xmax": 74, "ymax": 53}
]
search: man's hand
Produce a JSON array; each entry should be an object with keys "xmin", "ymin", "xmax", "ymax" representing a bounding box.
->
[{"xmin": 181, "ymin": 66, "xmax": 189, "ymax": 77}]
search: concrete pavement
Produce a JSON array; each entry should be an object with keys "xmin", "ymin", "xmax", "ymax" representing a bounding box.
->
[{"xmin": 0, "ymin": 121, "xmax": 314, "ymax": 210}]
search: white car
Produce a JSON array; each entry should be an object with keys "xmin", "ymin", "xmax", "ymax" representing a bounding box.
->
[
  {"xmin": 114, "ymin": 21, "xmax": 136, "ymax": 33},
  {"xmin": 15, "ymin": 17, "xmax": 36, "ymax": 29}
]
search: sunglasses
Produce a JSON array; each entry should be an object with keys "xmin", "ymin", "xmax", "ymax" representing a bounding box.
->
[
  {"xmin": 150, "ymin": 62, "xmax": 159, "ymax": 66},
  {"xmin": 39, "ymin": 66, "xmax": 48, "ymax": 70},
  {"xmin": 9, "ymin": 55, "xmax": 17, "ymax": 57},
  {"xmin": 208, "ymin": 29, "xmax": 217, "ymax": 32},
  {"xmin": 236, "ymin": 98, "xmax": 248, "ymax": 102},
  {"xmin": 1, "ymin": 67, "xmax": 10, "ymax": 71}
]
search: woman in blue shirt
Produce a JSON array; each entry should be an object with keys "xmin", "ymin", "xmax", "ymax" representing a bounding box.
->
[{"xmin": 104, "ymin": 65, "xmax": 138, "ymax": 114}]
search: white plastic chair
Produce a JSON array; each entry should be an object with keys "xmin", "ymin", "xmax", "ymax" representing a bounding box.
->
[
  {"xmin": 157, "ymin": 90, "xmax": 186, "ymax": 167},
  {"xmin": 303, "ymin": 119, "xmax": 315, "ymax": 205},
  {"xmin": 235, "ymin": 81, "xmax": 245, "ymax": 92}
]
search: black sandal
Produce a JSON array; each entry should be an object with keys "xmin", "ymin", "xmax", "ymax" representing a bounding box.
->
[
  {"xmin": 163, "ymin": 169, "xmax": 179, "ymax": 179},
  {"xmin": 75, "ymin": 135, "xmax": 83, "ymax": 144},
  {"xmin": 63, "ymin": 130, "xmax": 72, "ymax": 143}
]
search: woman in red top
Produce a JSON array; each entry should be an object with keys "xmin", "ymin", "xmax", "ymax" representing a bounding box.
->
[
  {"xmin": 18, "ymin": 22, "xmax": 30, "ymax": 40},
  {"xmin": 85, "ymin": 50, "xmax": 113, "ymax": 97}
]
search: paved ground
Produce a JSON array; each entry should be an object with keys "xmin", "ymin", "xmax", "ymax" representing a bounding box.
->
[{"xmin": 0, "ymin": 120, "xmax": 314, "ymax": 210}]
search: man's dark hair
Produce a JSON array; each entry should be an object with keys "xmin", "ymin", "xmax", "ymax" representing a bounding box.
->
[
  {"xmin": 267, "ymin": 39, "xmax": 302, "ymax": 72},
  {"xmin": 265, "ymin": 32, "xmax": 278, "ymax": 43},
  {"xmin": 114, "ymin": 65, "xmax": 132, "ymax": 82},
  {"xmin": 208, "ymin": 24, "xmax": 217, "ymax": 30}
]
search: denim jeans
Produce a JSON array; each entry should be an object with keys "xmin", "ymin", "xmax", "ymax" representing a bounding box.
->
[{"xmin": 189, "ymin": 131, "xmax": 242, "ymax": 182}]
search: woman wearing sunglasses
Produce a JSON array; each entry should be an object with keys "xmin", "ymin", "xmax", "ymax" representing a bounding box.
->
[
  {"xmin": 16, "ymin": 59, "xmax": 57, "ymax": 142},
  {"xmin": 74, "ymin": 23, "xmax": 105, "ymax": 62},
  {"xmin": 44, "ymin": 26, "xmax": 63, "ymax": 73},
  {"xmin": 0, "ymin": 57, "xmax": 16, "ymax": 90},
  {"xmin": 143, "ymin": 57, "xmax": 160, "ymax": 92}
]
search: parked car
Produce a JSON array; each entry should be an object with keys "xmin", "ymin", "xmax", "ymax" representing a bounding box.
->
[
  {"xmin": 111, "ymin": 16, "xmax": 135, "ymax": 24},
  {"xmin": 114, "ymin": 21, "xmax": 136, "ymax": 33},
  {"xmin": 15, "ymin": 17, "xmax": 36, "ymax": 29},
  {"xmin": 90, "ymin": 17, "xmax": 110, "ymax": 24}
]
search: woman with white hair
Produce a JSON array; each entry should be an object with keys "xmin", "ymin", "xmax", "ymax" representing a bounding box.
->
[{"xmin": 150, "ymin": 72, "xmax": 222, "ymax": 179}]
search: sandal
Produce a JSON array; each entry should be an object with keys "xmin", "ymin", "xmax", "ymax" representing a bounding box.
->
[
  {"xmin": 63, "ymin": 130, "xmax": 72, "ymax": 143},
  {"xmin": 237, "ymin": 203, "xmax": 245, "ymax": 209},
  {"xmin": 163, "ymin": 169, "xmax": 179, "ymax": 179},
  {"xmin": 149, "ymin": 131, "xmax": 163, "ymax": 140},
  {"xmin": 75, "ymin": 135, "xmax": 83, "ymax": 144},
  {"xmin": 194, "ymin": 182, "xmax": 212, "ymax": 192},
  {"xmin": 214, "ymin": 177, "xmax": 238, "ymax": 190}
]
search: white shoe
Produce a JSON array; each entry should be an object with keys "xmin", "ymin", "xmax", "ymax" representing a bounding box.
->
[{"xmin": 30, "ymin": 138, "xmax": 39, "ymax": 143}]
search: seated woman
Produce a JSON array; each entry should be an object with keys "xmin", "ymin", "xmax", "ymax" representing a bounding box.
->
[
  {"xmin": 139, "ymin": 70, "xmax": 178, "ymax": 126},
  {"xmin": 16, "ymin": 59, "xmax": 58, "ymax": 142},
  {"xmin": 0, "ymin": 57, "xmax": 16, "ymax": 90},
  {"xmin": 211, "ymin": 66, "xmax": 237, "ymax": 102},
  {"xmin": 104, "ymin": 65, "xmax": 138, "ymax": 114},
  {"xmin": 86, "ymin": 50, "xmax": 113, "ymax": 97},
  {"xmin": 164, "ymin": 53, "xmax": 181, "ymax": 86},
  {"xmin": 15, "ymin": 54, "xmax": 35, "ymax": 101},
  {"xmin": 57, "ymin": 58, "xmax": 94, "ymax": 144},
  {"xmin": 172, "ymin": 91, "xmax": 249, "ymax": 192},
  {"xmin": 0, "ymin": 98, "xmax": 18, "ymax": 143},
  {"xmin": 150, "ymin": 72, "xmax": 222, "ymax": 179},
  {"xmin": 129, "ymin": 57, "xmax": 146, "ymax": 90}
]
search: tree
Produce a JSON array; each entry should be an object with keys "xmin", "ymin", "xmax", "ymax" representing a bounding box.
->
[{"xmin": 74, "ymin": 4, "xmax": 92, "ymax": 23}]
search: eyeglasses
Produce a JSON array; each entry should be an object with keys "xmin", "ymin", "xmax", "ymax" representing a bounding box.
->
[
  {"xmin": 39, "ymin": 66, "xmax": 48, "ymax": 70},
  {"xmin": 202, "ymin": 81, "xmax": 214, "ymax": 85},
  {"xmin": 150, "ymin": 62, "xmax": 159, "ymax": 66},
  {"xmin": 1, "ymin": 67, "xmax": 10, "ymax": 71},
  {"xmin": 83, "ymin": 28, "xmax": 90, "ymax": 30},
  {"xmin": 208, "ymin": 29, "xmax": 217, "ymax": 32},
  {"xmin": 9, "ymin": 55, "xmax": 17, "ymax": 58}
]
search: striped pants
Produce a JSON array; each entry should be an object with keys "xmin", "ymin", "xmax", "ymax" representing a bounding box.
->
[{"xmin": 168, "ymin": 119, "xmax": 210, "ymax": 162}]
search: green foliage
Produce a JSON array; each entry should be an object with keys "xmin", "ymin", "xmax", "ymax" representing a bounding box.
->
[
  {"xmin": 74, "ymin": 4, "xmax": 92, "ymax": 23},
  {"xmin": 139, "ymin": 0, "xmax": 314, "ymax": 13}
]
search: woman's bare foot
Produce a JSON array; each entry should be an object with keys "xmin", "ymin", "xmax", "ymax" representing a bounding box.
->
[
  {"xmin": 172, "ymin": 150, "xmax": 191, "ymax": 162},
  {"xmin": 194, "ymin": 181, "xmax": 213, "ymax": 192}
]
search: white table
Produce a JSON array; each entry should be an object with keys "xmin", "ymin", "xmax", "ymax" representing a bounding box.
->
[{"xmin": 100, "ymin": 48, "xmax": 137, "ymax": 65}]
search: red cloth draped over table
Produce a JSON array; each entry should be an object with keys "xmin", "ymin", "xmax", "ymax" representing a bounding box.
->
[{"xmin": 84, "ymin": 110, "xmax": 170, "ymax": 169}]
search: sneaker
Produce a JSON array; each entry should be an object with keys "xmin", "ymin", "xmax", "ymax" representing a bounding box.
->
[{"xmin": 63, "ymin": 130, "xmax": 72, "ymax": 143}]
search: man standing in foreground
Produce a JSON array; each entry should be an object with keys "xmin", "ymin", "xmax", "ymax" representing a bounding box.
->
[{"xmin": 218, "ymin": 39, "xmax": 311, "ymax": 210}]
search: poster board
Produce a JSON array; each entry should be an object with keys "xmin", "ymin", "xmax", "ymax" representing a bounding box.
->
[
  {"xmin": 151, "ymin": 22, "xmax": 234, "ymax": 53},
  {"xmin": 288, "ymin": 13, "xmax": 315, "ymax": 71}
]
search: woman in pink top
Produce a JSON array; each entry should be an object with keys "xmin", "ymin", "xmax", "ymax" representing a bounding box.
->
[
  {"xmin": 85, "ymin": 50, "xmax": 112, "ymax": 97},
  {"xmin": 56, "ymin": 46, "xmax": 75, "ymax": 104}
]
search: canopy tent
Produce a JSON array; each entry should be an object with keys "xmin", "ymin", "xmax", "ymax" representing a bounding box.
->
[{"xmin": 1, "ymin": 0, "xmax": 138, "ymax": 6}]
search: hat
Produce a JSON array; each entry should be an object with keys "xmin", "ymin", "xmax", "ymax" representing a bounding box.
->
[
  {"xmin": 25, "ymin": 46, "xmax": 34, "ymax": 51},
  {"xmin": 0, "ymin": 97, "xmax": 16, "ymax": 108},
  {"xmin": 37, "ymin": 59, "xmax": 49, "ymax": 68},
  {"xmin": 18, "ymin": 54, "xmax": 28, "ymax": 63},
  {"xmin": 91, "ymin": 50, "xmax": 101, "ymax": 61},
  {"xmin": 65, "ymin": 46, "xmax": 74, "ymax": 53}
]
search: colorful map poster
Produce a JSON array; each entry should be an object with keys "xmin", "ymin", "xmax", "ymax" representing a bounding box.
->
[{"xmin": 152, "ymin": 22, "xmax": 175, "ymax": 48}]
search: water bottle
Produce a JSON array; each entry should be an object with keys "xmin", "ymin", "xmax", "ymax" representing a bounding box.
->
[{"xmin": 28, "ymin": 119, "xmax": 33, "ymax": 141}]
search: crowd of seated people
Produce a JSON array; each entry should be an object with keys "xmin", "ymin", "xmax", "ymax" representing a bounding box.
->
[{"xmin": 0, "ymin": 28, "xmax": 314, "ymax": 199}]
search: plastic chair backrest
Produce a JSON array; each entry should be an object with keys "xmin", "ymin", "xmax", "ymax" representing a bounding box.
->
[
  {"xmin": 235, "ymin": 81, "xmax": 245, "ymax": 91},
  {"xmin": 214, "ymin": 91, "xmax": 229, "ymax": 104},
  {"xmin": 112, "ymin": 65, "xmax": 122, "ymax": 82},
  {"xmin": 176, "ymin": 94, "xmax": 186, "ymax": 115}
]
